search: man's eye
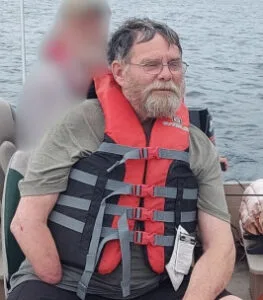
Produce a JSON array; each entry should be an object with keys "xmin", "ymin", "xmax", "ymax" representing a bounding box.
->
[
  {"xmin": 169, "ymin": 62, "xmax": 180, "ymax": 67},
  {"xmin": 144, "ymin": 62, "xmax": 159, "ymax": 67}
]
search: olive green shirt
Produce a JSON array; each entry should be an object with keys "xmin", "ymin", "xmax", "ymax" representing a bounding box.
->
[{"xmin": 10, "ymin": 99, "xmax": 230, "ymax": 298}]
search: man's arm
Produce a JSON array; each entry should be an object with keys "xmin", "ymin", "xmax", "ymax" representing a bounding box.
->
[
  {"xmin": 11, "ymin": 193, "xmax": 62, "ymax": 284},
  {"xmin": 183, "ymin": 211, "xmax": 235, "ymax": 300}
]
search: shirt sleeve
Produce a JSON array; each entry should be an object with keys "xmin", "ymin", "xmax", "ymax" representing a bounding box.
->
[
  {"xmin": 18, "ymin": 100, "xmax": 104, "ymax": 197},
  {"xmin": 189, "ymin": 125, "xmax": 231, "ymax": 223}
]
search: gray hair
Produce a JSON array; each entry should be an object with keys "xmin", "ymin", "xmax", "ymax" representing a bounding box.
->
[{"xmin": 107, "ymin": 18, "xmax": 182, "ymax": 64}]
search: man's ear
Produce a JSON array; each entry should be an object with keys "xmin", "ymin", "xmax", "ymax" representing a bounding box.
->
[{"xmin": 111, "ymin": 60, "xmax": 126, "ymax": 87}]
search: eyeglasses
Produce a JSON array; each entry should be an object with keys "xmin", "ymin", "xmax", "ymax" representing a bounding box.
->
[{"xmin": 127, "ymin": 60, "xmax": 189, "ymax": 75}]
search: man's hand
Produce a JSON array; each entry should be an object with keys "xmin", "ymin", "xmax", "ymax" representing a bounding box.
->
[
  {"xmin": 11, "ymin": 193, "xmax": 62, "ymax": 284},
  {"xmin": 183, "ymin": 211, "xmax": 235, "ymax": 300},
  {"xmin": 219, "ymin": 157, "xmax": 228, "ymax": 172}
]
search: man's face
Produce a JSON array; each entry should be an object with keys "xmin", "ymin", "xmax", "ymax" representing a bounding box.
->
[{"xmin": 115, "ymin": 34, "xmax": 185, "ymax": 120}]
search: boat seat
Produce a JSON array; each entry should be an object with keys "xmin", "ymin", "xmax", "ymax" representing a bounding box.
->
[
  {"xmin": 240, "ymin": 222, "xmax": 263, "ymax": 300},
  {"xmin": 0, "ymin": 142, "xmax": 16, "ymax": 175},
  {"xmin": 1, "ymin": 151, "xmax": 29, "ymax": 296},
  {"xmin": 0, "ymin": 99, "xmax": 15, "ymax": 146},
  {"xmin": 0, "ymin": 99, "xmax": 16, "ymax": 203}
]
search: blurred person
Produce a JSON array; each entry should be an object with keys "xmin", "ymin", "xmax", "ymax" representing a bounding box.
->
[{"xmin": 16, "ymin": 0, "xmax": 111, "ymax": 150}]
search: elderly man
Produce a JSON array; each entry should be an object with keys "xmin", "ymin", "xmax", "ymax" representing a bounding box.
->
[{"xmin": 9, "ymin": 18, "xmax": 240, "ymax": 300}]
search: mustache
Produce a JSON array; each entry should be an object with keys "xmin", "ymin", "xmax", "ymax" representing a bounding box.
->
[{"xmin": 143, "ymin": 81, "xmax": 181, "ymax": 97}]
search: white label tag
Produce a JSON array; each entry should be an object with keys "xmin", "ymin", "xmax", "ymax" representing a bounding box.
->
[
  {"xmin": 175, "ymin": 232, "xmax": 196, "ymax": 274},
  {"xmin": 165, "ymin": 225, "xmax": 196, "ymax": 291},
  {"xmin": 166, "ymin": 263, "xmax": 185, "ymax": 291}
]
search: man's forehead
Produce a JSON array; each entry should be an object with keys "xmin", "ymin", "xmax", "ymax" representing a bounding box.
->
[{"xmin": 130, "ymin": 33, "xmax": 181, "ymax": 60}]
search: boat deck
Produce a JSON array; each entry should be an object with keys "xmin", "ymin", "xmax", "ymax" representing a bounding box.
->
[{"xmin": 228, "ymin": 259, "xmax": 250, "ymax": 299}]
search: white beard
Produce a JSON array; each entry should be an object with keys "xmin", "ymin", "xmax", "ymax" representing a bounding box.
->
[{"xmin": 143, "ymin": 81, "xmax": 182, "ymax": 119}]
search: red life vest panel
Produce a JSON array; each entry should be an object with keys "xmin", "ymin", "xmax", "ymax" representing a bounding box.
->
[{"xmin": 95, "ymin": 73, "xmax": 191, "ymax": 274}]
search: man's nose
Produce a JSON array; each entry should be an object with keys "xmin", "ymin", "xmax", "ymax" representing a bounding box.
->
[{"xmin": 157, "ymin": 64, "xmax": 172, "ymax": 81}]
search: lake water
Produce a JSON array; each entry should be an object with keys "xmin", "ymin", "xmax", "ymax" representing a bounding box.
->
[{"xmin": 0, "ymin": 0, "xmax": 263, "ymax": 181}]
